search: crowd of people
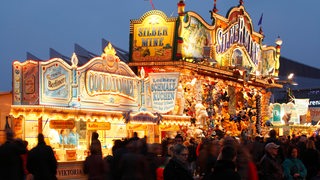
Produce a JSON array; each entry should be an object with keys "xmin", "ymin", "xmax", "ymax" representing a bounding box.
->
[
  {"xmin": 0, "ymin": 130, "xmax": 57, "ymax": 180},
  {"xmin": 82, "ymin": 129, "xmax": 320, "ymax": 180},
  {"xmin": 2, "ymin": 128, "xmax": 320, "ymax": 180}
]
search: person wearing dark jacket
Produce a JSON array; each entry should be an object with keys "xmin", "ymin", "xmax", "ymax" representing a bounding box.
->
[
  {"xmin": 83, "ymin": 143, "xmax": 107, "ymax": 180},
  {"xmin": 204, "ymin": 145, "xmax": 241, "ymax": 180},
  {"xmin": 164, "ymin": 144, "xmax": 193, "ymax": 180},
  {"xmin": 90, "ymin": 132, "xmax": 102, "ymax": 156},
  {"xmin": 0, "ymin": 129, "xmax": 26, "ymax": 180},
  {"xmin": 301, "ymin": 139, "xmax": 320, "ymax": 180},
  {"xmin": 258, "ymin": 142, "xmax": 284, "ymax": 180},
  {"xmin": 27, "ymin": 133, "xmax": 58, "ymax": 180}
]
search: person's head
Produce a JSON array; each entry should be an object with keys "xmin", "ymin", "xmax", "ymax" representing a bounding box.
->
[
  {"xmin": 288, "ymin": 146, "xmax": 299, "ymax": 159},
  {"xmin": 306, "ymin": 139, "xmax": 316, "ymax": 150},
  {"xmin": 222, "ymin": 136, "xmax": 237, "ymax": 147},
  {"xmin": 208, "ymin": 140, "xmax": 221, "ymax": 156},
  {"xmin": 167, "ymin": 144, "xmax": 174, "ymax": 157},
  {"xmin": 60, "ymin": 129, "xmax": 66, "ymax": 135},
  {"xmin": 254, "ymin": 136, "xmax": 261, "ymax": 142},
  {"xmin": 269, "ymin": 129, "xmax": 277, "ymax": 138},
  {"xmin": 5, "ymin": 129, "xmax": 14, "ymax": 141},
  {"xmin": 219, "ymin": 145, "xmax": 237, "ymax": 162},
  {"xmin": 299, "ymin": 135, "xmax": 307, "ymax": 143},
  {"xmin": 172, "ymin": 144, "xmax": 189, "ymax": 163},
  {"xmin": 133, "ymin": 132, "xmax": 138, "ymax": 137},
  {"xmin": 38, "ymin": 133, "xmax": 45, "ymax": 144},
  {"xmin": 174, "ymin": 134, "xmax": 184, "ymax": 144},
  {"xmin": 265, "ymin": 142, "xmax": 279, "ymax": 157},
  {"xmin": 92, "ymin": 132, "xmax": 99, "ymax": 140}
]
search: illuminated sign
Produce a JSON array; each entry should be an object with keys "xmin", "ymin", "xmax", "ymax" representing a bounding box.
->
[
  {"xmin": 216, "ymin": 17, "xmax": 261, "ymax": 65},
  {"xmin": 149, "ymin": 72, "xmax": 180, "ymax": 113},
  {"xmin": 309, "ymin": 100, "xmax": 320, "ymax": 107},
  {"xmin": 57, "ymin": 161, "xmax": 86, "ymax": 179},
  {"xmin": 47, "ymin": 74, "xmax": 66, "ymax": 91},
  {"xmin": 87, "ymin": 122, "xmax": 111, "ymax": 130},
  {"xmin": 131, "ymin": 10, "xmax": 177, "ymax": 61},
  {"xmin": 85, "ymin": 70, "xmax": 136, "ymax": 98},
  {"xmin": 41, "ymin": 61, "xmax": 72, "ymax": 102},
  {"xmin": 130, "ymin": 111, "xmax": 161, "ymax": 124},
  {"xmin": 49, "ymin": 120, "xmax": 75, "ymax": 129}
]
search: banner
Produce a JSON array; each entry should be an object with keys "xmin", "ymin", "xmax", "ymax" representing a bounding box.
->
[
  {"xmin": 272, "ymin": 103, "xmax": 281, "ymax": 122},
  {"xmin": 295, "ymin": 99, "xmax": 309, "ymax": 115},
  {"xmin": 149, "ymin": 72, "xmax": 180, "ymax": 113}
]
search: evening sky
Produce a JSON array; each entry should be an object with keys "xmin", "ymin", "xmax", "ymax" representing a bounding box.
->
[{"xmin": 1, "ymin": 0, "xmax": 320, "ymax": 91}]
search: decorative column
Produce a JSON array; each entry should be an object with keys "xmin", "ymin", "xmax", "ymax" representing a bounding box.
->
[
  {"xmin": 274, "ymin": 36, "xmax": 283, "ymax": 77},
  {"xmin": 139, "ymin": 67, "xmax": 146, "ymax": 111},
  {"xmin": 69, "ymin": 53, "xmax": 80, "ymax": 108},
  {"xmin": 176, "ymin": 0, "xmax": 185, "ymax": 60},
  {"xmin": 255, "ymin": 94, "xmax": 262, "ymax": 135}
]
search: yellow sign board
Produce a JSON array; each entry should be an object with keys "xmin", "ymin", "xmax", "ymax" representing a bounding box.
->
[
  {"xmin": 86, "ymin": 122, "xmax": 111, "ymax": 130},
  {"xmin": 49, "ymin": 120, "xmax": 75, "ymax": 129},
  {"xmin": 131, "ymin": 10, "xmax": 177, "ymax": 61}
]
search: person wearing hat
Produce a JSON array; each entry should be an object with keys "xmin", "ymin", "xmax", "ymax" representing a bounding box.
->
[{"xmin": 257, "ymin": 142, "xmax": 284, "ymax": 180}]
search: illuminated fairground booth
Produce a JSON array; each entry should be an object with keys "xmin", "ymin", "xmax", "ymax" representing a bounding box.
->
[
  {"xmin": 269, "ymin": 88, "xmax": 320, "ymax": 137},
  {"xmin": 10, "ymin": 0, "xmax": 284, "ymax": 179},
  {"xmin": 128, "ymin": 0, "xmax": 282, "ymax": 139}
]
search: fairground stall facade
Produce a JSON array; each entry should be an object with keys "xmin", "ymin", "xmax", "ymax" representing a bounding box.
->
[
  {"xmin": 11, "ymin": 42, "xmax": 188, "ymax": 179},
  {"xmin": 128, "ymin": 0, "xmax": 282, "ymax": 138}
]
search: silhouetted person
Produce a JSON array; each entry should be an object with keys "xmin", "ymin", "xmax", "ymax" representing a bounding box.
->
[
  {"xmin": 118, "ymin": 140, "xmax": 152, "ymax": 180},
  {"xmin": 0, "ymin": 129, "xmax": 26, "ymax": 180},
  {"xmin": 90, "ymin": 132, "xmax": 102, "ymax": 156},
  {"xmin": 204, "ymin": 145, "xmax": 241, "ymax": 180},
  {"xmin": 301, "ymin": 139, "xmax": 320, "ymax": 180},
  {"xmin": 27, "ymin": 133, "xmax": 57, "ymax": 180},
  {"xmin": 129, "ymin": 132, "xmax": 139, "ymax": 141},
  {"xmin": 84, "ymin": 140, "xmax": 107, "ymax": 180}
]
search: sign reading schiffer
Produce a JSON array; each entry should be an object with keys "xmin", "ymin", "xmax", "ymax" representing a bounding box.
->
[{"xmin": 130, "ymin": 10, "xmax": 177, "ymax": 61}]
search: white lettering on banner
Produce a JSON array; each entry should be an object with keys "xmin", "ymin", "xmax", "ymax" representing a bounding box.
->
[
  {"xmin": 149, "ymin": 73, "xmax": 179, "ymax": 113},
  {"xmin": 309, "ymin": 100, "xmax": 320, "ymax": 106},
  {"xmin": 216, "ymin": 17, "xmax": 261, "ymax": 65},
  {"xmin": 86, "ymin": 70, "xmax": 136, "ymax": 98}
]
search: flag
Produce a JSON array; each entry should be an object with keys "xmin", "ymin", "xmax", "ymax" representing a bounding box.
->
[
  {"xmin": 150, "ymin": 0, "xmax": 155, "ymax": 10},
  {"xmin": 258, "ymin": 13, "xmax": 263, "ymax": 26}
]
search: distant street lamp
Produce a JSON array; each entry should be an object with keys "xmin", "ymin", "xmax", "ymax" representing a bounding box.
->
[
  {"xmin": 276, "ymin": 73, "xmax": 298, "ymax": 86},
  {"xmin": 275, "ymin": 73, "xmax": 298, "ymax": 103}
]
